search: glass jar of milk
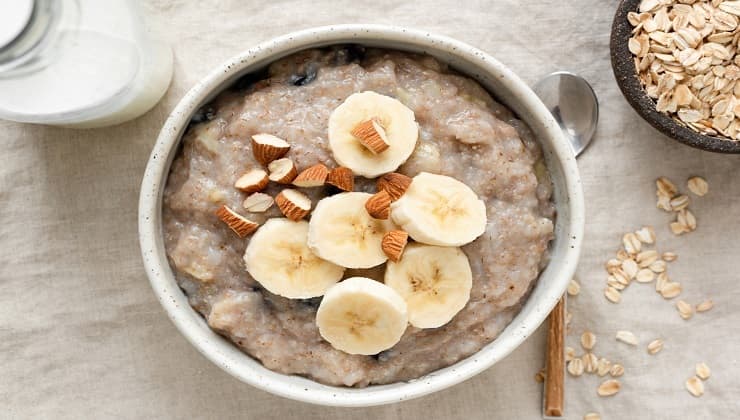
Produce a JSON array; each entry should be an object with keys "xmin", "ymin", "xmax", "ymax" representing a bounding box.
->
[{"xmin": 0, "ymin": 0, "xmax": 172, "ymax": 128}]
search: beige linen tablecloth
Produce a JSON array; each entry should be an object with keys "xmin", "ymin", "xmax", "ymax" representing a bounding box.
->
[{"xmin": 2, "ymin": 1, "xmax": 740, "ymax": 418}]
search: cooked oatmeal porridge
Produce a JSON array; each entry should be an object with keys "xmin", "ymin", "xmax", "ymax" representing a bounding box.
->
[{"xmin": 163, "ymin": 46, "xmax": 555, "ymax": 387}]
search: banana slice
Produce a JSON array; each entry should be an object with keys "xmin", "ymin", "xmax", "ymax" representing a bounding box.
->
[
  {"xmin": 384, "ymin": 244, "xmax": 472, "ymax": 328},
  {"xmin": 307, "ymin": 192, "xmax": 396, "ymax": 269},
  {"xmin": 316, "ymin": 277, "xmax": 408, "ymax": 355},
  {"xmin": 244, "ymin": 218, "xmax": 345, "ymax": 298},
  {"xmin": 390, "ymin": 172, "xmax": 487, "ymax": 247},
  {"xmin": 328, "ymin": 91, "xmax": 418, "ymax": 178}
]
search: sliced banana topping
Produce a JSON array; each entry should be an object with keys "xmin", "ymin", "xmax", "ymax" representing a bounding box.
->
[
  {"xmin": 244, "ymin": 218, "xmax": 344, "ymax": 298},
  {"xmin": 316, "ymin": 277, "xmax": 408, "ymax": 355},
  {"xmin": 307, "ymin": 192, "xmax": 396, "ymax": 269},
  {"xmin": 384, "ymin": 244, "xmax": 472, "ymax": 329},
  {"xmin": 390, "ymin": 172, "xmax": 487, "ymax": 247},
  {"xmin": 328, "ymin": 91, "xmax": 418, "ymax": 178}
]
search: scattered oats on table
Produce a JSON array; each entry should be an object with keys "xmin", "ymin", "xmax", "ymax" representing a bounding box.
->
[
  {"xmin": 566, "ymin": 346, "xmax": 576, "ymax": 362},
  {"xmin": 583, "ymin": 353, "xmax": 599, "ymax": 374},
  {"xmin": 568, "ymin": 278, "xmax": 581, "ymax": 296},
  {"xmin": 696, "ymin": 299, "xmax": 714, "ymax": 312},
  {"xmin": 647, "ymin": 338, "xmax": 664, "ymax": 355},
  {"xmin": 686, "ymin": 375, "xmax": 705, "ymax": 397},
  {"xmin": 568, "ymin": 358, "xmax": 585, "ymax": 377},
  {"xmin": 629, "ymin": 0, "xmax": 740, "ymax": 140},
  {"xmin": 687, "ymin": 176, "xmax": 709, "ymax": 196},
  {"xmin": 571, "ymin": 167, "xmax": 719, "ymax": 411},
  {"xmin": 605, "ymin": 286, "xmax": 622, "ymax": 303},
  {"xmin": 597, "ymin": 379, "xmax": 621, "ymax": 397},
  {"xmin": 616, "ymin": 330, "xmax": 639, "ymax": 346},
  {"xmin": 596, "ymin": 357, "xmax": 612, "ymax": 377},
  {"xmin": 654, "ymin": 176, "xmax": 705, "ymax": 235},
  {"xmin": 696, "ymin": 362, "xmax": 711, "ymax": 380},
  {"xmin": 661, "ymin": 281, "xmax": 683, "ymax": 299},
  {"xmin": 603, "ymin": 223, "xmax": 682, "ymax": 303},
  {"xmin": 610, "ymin": 363, "xmax": 625, "ymax": 377},
  {"xmin": 662, "ymin": 251, "xmax": 678, "ymax": 261},
  {"xmin": 676, "ymin": 299, "xmax": 694, "ymax": 319},
  {"xmin": 581, "ymin": 331, "xmax": 596, "ymax": 350}
]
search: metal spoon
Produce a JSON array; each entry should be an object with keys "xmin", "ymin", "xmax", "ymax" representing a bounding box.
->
[
  {"xmin": 533, "ymin": 71, "xmax": 599, "ymax": 157},
  {"xmin": 534, "ymin": 71, "xmax": 598, "ymax": 419}
]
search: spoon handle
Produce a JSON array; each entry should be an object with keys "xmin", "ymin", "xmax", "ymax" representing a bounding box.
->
[{"xmin": 544, "ymin": 296, "xmax": 565, "ymax": 417}]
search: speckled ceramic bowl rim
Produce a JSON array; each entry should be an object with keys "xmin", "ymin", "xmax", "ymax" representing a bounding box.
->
[
  {"xmin": 139, "ymin": 24, "xmax": 584, "ymax": 407},
  {"xmin": 611, "ymin": 0, "xmax": 740, "ymax": 153}
]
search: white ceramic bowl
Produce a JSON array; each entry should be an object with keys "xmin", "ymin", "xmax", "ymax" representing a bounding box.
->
[{"xmin": 139, "ymin": 24, "xmax": 584, "ymax": 407}]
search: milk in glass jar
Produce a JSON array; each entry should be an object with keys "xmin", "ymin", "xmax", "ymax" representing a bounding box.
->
[{"xmin": 0, "ymin": 0, "xmax": 173, "ymax": 127}]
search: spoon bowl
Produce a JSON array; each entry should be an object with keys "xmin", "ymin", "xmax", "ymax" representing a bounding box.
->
[{"xmin": 534, "ymin": 71, "xmax": 599, "ymax": 157}]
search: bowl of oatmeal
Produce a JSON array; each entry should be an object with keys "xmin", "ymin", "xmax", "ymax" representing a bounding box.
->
[{"xmin": 139, "ymin": 24, "xmax": 584, "ymax": 406}]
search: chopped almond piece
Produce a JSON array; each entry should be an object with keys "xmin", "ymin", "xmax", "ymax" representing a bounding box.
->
[
  {"xmin": 382, "ymin": 230, "xmax": 409, "ymax": 262},
  {"xmin": 215, "ymin": 205, "xmax": 259, "ymax": 237},
  {"xmin": 351, "ymin": 119, "xmax": 390, "ymax": 154},
  {"xmin": 234, "ymin": 169, "xmax": 269, "ymax": 193},
  {"xmin": 275, "ymin": 189, "xmax": 311, "ymax": 221},
  {"xmin": 268, "ymin": 158, "xmax": 297, "ymax": 184},
  {"xmin": 377, "ymin": 172, "xmax": 412, "ymax": 201},
  {"xmin": 365, "ymin": 190, "xmax": 391, "ymax": 219},
  {"xmin": 326, "ymin": 167, "xmax": 354, "ymax": 191},
  {"xmin": 243, "ymin": 192, "xmax": 274, "ymax": 212},
  {"xmin": 293, "ymin": 163, "xmax": 329, "ymax": 188},
  {"xmin": 251, "ymin": 133, "xmax": 290, "ymax": 164}
]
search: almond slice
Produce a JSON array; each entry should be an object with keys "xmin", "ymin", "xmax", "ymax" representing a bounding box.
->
[
  {"xmin": 243, "ymin": 192, "xmax": 274, "ymax": 212},
  {"xmin": 251, "ymin": 133, "xmax": 290, "ymax": 164},
  {"xmin": 268, "ymin": 158, "xmax": 298, "ymax": 184},
  {"xmin": 326, "ymin": 166, "xmax": 354, "ymax": 191},
  {"xmin": 234, "ymin": 169, "xmax": 269, "ymax": 193},
  {"xmin": 275, "ymin": 189, "xmax": 311, "ymax": 221},
  {"xmin": 293, "ymin": 163, "xmax": 329, "ymax": 188},
  {"xmin": 215, "ymin": 205, "xmax": 259, "ymax": 237},
  {"xmin": 377, "ymin": 172, "xmax": 412, "ymax": 201},
  {"xmin": 351, "ymin": 119, "xmax": 389, "ymax": 154},
  {"xmin": 382, "ymin": 230, "xmax": 409, "ymax": 262},
  {"xmin": 365, "ymin": 190, "xmax": 391, "ymax": 219}
]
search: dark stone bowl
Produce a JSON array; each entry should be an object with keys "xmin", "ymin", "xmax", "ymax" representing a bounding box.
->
[{"xmin": 610, "ymin": 0, "xmax": 740, "ymax": 153}]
